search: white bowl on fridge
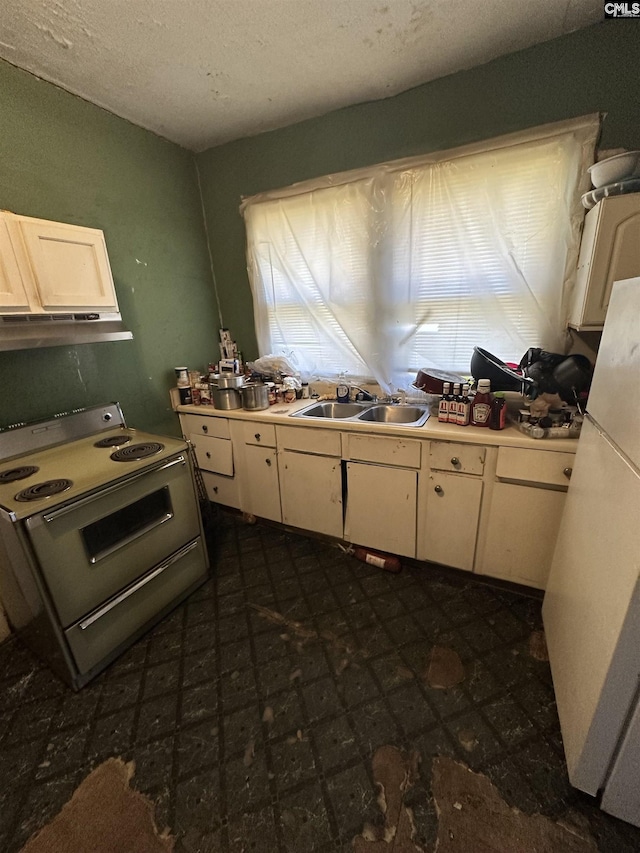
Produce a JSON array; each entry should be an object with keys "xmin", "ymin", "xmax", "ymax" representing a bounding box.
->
[{"xmin": 588, "ymin": 151, "xmax": 640, "ymax": 188}]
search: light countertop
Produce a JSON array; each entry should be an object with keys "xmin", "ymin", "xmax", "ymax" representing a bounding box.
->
[{"xmin": 175, "ymin": 397, "xmax": 578, "ymax": 453}]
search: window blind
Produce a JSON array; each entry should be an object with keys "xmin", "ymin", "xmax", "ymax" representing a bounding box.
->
[{"xmin": 243, "ymin": 116, "xmax": 598, "ymax": 392}]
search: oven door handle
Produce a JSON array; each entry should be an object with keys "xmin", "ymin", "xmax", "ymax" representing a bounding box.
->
[
  {"xmin": 41, "ymin": 455, "xmax": 187, "ymax": 523},
  {"xmin": 77, "ymin": 538, "xmax": 200, "ymax": 631},
  {"xmin": 88, "ymin": 509, "xmax": 174, "ymax": 564}
]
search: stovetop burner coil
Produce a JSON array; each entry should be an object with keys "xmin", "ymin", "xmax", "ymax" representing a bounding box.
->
[
  {"xmin": 94, "ymin": 435, "xmax": 132, "ymax": 448},
  {"xmin": 0, "ymin": 465, "xmax": 39, "ymax": 484},
  {"xmin": 15, "ymin": 479, "xmax": 73, "ymax": 501},
  {"xmin": 110, "ymin": 442, "xmax": 164, "ymax": 462}
]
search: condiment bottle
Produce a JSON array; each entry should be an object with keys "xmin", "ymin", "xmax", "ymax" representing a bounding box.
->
[
  {"xmin": 470, "ymin": 379, "xmax": 493, "ymax": 427},
  {"xmin": 448, "ymin": 384, "xmax": 461, "ymax": 423},
  {"xmin": 438, "ymin": 383, "xmax": 451, "ymax": 423},
  {"xmin": 490, "ymin": 391, "xmax": 507, "ymax": 430},
  {"xmin": 456, "ymin": 383, "xmax": 471, "ymax": 426}
]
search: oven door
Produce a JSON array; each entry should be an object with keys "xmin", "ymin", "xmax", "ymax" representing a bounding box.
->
[
  {"xmin": 25, "ymin": 453, "xmax": 201, "ymax": 627},
  {"xmin": 64, "ymin": 536, "xmax": 207, "ymax": 676}
]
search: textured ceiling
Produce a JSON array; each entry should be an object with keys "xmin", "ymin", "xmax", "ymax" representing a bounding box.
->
[{"xmin": 0, "ymin": 0, "xmax": 602, "ymax": 152}]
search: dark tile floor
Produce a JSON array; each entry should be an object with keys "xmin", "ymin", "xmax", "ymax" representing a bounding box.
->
[{"xmin": 1, "ymin": 512, "xmax": 640, "ymax": 852}]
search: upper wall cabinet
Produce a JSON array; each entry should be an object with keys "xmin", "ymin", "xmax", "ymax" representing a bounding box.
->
[
  {"xmin": 0, "ymin": 216, "xmax": 30, "ymax": 310},
  {"xmin": 569, "ymin": 195, "xmax": 640, "ymax": 331},
  {"xmin": 0, "ymin": 211, "xmax": 120, "ymax": 314}
]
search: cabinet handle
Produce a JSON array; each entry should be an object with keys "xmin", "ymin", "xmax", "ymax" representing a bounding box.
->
[
  {"xmin": 266, "ymin": 458, "xmax": 272, "ymax": 466},
  {"xmin": 450, "ymin": 457, "xmax": 460, "ymax": 466},
  {"xmin": 563, "ymin": 467, "xmax": 572, "ymax": 479},
  {"xmin": 434, "ymin": 485, "xmax": 443, "ymax": 494},
  {"xmin": 206, "ymin": 451, "xmax": 211, "ymax": 459},
  {"xmin": 202, "ymin": 424, "xmax": 208, "ymax": 433},
  {"xmin": 212, "ymin": 486, "xmax": 218, "ymax": 494},
  {"xmin": 255, "ymin": 433, "xmax": 261, "ymax": 441}
]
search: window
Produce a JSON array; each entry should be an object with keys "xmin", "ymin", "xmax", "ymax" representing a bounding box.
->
[{"xmin": 242, "ymin": 116, "xmax": 598, "ymax": 393}]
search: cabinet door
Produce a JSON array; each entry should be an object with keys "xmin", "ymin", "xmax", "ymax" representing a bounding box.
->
[
  {"xmin": 279, "ymin": 450, "xmax": 343, "ymax": 538},
  {"xmin": 571, "ymin": 196, "xmax": 640, "ymax": 329},
  {"xmin": 418, "ymin": 472, "xmax": 482, "ymax": 572},
  {"xmin": 0, "ymin": 217, "xmax": 30, "ymax": 309},
  {"xmin": 243, "ymin": 445, "xmax": 281, "ymax": 522},
  {"xmin": 345, "ymin": 462, "xmax": 416, "ymax": 558},
  {"xmin": 18, "ymin": 218, "xmax": 119, "ymax": 311},
  {"xmin": 478, "ymin": 482, "xmax": 565, "ymax": 589}
]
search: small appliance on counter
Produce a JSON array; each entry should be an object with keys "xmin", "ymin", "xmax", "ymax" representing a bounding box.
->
[{"xmin": 0, "ymin": 403, "xmax": 209, "ymax": 689}]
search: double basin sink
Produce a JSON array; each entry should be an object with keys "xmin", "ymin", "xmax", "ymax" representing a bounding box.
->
[{"xmin": 290, "ymin": 400, "xmax": 430, "ymax": 427}]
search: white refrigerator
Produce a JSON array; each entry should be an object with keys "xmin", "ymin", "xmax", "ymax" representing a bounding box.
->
[{"xmin": 543, "ymin": 275, "xmax": 640, "ymax": 825}]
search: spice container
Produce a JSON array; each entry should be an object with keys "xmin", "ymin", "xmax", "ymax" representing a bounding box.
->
[{"xmin": 175, "ymin": 367, "xmax": 189, "ymax": 387}]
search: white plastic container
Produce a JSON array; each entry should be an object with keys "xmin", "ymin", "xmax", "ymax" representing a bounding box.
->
[{"xmin": 588, "ymin": 152, "xmax": 640, "ymax": 188}]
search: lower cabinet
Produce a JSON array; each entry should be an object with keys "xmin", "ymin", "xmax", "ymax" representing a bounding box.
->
[
  {"xmin": 344, "ymin": 461, "xmax": 417, "ymax": 558},
  {"xmin": 477, "ymin": 482, "xmax": 566, "ymax": 589},
  {"xmin": 279, "ymin": 450, "xmax": 343, "ymax": 538},
  {"xmin": 418, "ymin": 471, "xmax": 483, "ymax": 572},
  {"xmin": 177, "ymin": 410, "xmax": 576, "ymax": 591},
  {"xmin": 242, "ymin": 445, "xmax": 281, "ymax": 522},
  {"xmin": 476, "ymin": 445, "xmax": 573, "ymax": 589}
]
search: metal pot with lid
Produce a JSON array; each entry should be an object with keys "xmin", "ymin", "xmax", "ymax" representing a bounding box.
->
[
  {"xmin": 211, "ymin": 373, "xmax": 245, "ymax": 389},
  {"xmin": 241, "ymin": 383, "xmax": 270, "ymax": 411}
]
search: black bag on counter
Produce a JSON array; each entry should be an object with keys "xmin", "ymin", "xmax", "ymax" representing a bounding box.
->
[{"xmin": 519, "ymin": 348, "xmax": 592, "ymax": 400}]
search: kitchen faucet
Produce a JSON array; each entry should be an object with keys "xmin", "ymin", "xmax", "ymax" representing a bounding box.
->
[{"xmin": 350, "ymin": 385, "xmax": 377, "ymax": 402}]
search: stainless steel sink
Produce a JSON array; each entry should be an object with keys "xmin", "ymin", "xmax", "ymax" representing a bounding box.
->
[
  {"xmin": 291, "ymin": 400, "xmax": 429, "ymax": 427},
  {"xmin": 291, "ymin": 401, "xmax": 372, "ymax": 419},
  {"xmin": 358, "ymin": 405, "xmax": 430, "ymax": 426}
]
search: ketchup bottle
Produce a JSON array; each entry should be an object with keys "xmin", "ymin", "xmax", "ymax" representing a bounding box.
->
[{"xmin": 470, "ymin": 379, "xmax": 493, "ymax": 427}]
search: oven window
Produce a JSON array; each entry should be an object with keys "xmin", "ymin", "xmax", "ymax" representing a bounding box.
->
[{"xmin": 81, "ymin": 487, "xmax": 173, "ymax": 563}]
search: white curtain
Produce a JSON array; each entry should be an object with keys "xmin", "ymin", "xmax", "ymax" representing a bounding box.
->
[{"xmin": 242, "ymin": 116, "xmax": 599, "ymax": 393}]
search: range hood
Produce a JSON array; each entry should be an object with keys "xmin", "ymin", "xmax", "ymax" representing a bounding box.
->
[{"xmin": 0, "ymin": 312, "xmax": 133, "ymax": 351}]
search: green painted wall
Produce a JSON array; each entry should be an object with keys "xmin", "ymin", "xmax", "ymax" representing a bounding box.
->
[
  {"xmin": 196, "ymin": 20, "xmax": 640, "ymax": 362},
  {"xmin": 1, "ymin": 20, "xmax": 638, "ymax": 436},
  {"xmin": 0, "ymin": 60, "xmax": 217, "ymax": 435}
]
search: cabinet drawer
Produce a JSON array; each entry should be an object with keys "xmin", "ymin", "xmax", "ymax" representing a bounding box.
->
[
  {"xmin": 242, "ymin": 422, "xmax": 276, "ymax": 447},
  {"xmin": 346, "ymin": 434, "xmax": 421, "ymax": 469},
  {"xmin": 496, "ymin": 447, "xmax": 574, "ymax": 487},
  {"xmin": 277, "ymin": 425, "xmax": 341, "ymax": 457},
  {"xmin": 429, "ymin": 441, "xmax": 486, "ymax": 475},
  {"xmin": 202, "ymin": 471, "xmax": 241, "ymax": 509},
  {"xmin": 189, "ymin": 434, "xmax": 233, "ymax": 476},
  {"xmin": 180, "ymin": 414, "xmax": 229, "ymax": 440}
]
